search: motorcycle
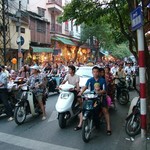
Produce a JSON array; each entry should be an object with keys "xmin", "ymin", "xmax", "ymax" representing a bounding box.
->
[
  {"xmin": 0, "ymin": 77, "xmax": 26, "ymax": 117},
  {"xmin": 47, "ymin": 74, "xmax": 59, "ymax": 94},
  {"xmin": 14, "ymin": 85, "xmax": 46, "ymax": 125},
  {"xmin": 115, "ymin": 78, "xmax": 129, "ymax": 105},
  {"xmin": 126, "ymin": 74, "xmax": 134, "ymax": 90},
  {"xmin": 82, "ymin": 93, "xmax": 103, "ymax": 143},
  {"xmin": 0, "ymin": 82, "xmax": 18, "ymax": 116},
  {"xmin": 125, "ymin": 96, "xmax": 141, "ymax": 136},
  {"xmin": 55, "ymin": 84, "xmax": 81, "ymax": 129}
]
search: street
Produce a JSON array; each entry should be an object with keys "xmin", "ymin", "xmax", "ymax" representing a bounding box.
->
[{"xmin": 0, "ymin": 91, "xmax": 138, "ymax": 150}]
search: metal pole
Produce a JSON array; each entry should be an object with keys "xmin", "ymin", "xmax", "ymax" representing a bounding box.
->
[
  {"xmin": 134, "ymin": 0, "xmax": 147, "ymax": 139},
  {"xmin": 137, "ymin": 26, "xmax": 147, "ymax": 139},
  {"xmin": 17, "ymin": 0, "xmax": 22, "ymax": 69}
]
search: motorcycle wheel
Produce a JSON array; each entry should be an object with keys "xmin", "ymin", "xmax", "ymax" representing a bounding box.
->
[
  {"xmin": 125, "ymin": 114, "xmax": 141, "ymax": 136},
  {"xmin": 82, "ymin": 118, "xmax": 92, "ymax": 143},
  {"xmin": 118, "ymin": 91, "xmax": 129, "ymax": 105},
  {"xmin": 14, "ymin": 106, "xmax": 26, "ymax": 125},
  {"xmin": 58, "ymin": 113, "xmax": 66, "ymax": 129}
]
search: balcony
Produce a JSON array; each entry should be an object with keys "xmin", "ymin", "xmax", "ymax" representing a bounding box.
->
[
  {"xmin": 47, "ymin": 0, "xmax": 63, "ymax": 14},
  {"xmin": 51, "ymin": 23, "xmax": 62, "ymax": 34}
]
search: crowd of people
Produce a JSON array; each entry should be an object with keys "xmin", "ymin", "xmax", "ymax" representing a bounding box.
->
[{"xmin": 0, "ymin": 60, "xmax": 137, "ymax": 136}]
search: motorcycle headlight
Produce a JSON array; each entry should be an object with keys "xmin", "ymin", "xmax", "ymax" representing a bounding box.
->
[{"xmin": 60, "ymin": 93, "xmax": 70, "ymax": 99}]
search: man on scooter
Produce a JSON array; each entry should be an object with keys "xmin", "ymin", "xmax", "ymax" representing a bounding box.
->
[
  {"xmin": 77, "ymin": 66, "xmax": 112, "ymax": 135},
  {"xmin": 61, "ymin": 65, "xmax": 80, "ymax": 99},
  {"xmin": 0, "ymin": 66, "xmax": 14, "ymax": 121}
]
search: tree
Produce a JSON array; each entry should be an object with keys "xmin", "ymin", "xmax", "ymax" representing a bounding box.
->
[{"xmin": 60, "ymin": 0, "xmax": 150, "ymax": 131}]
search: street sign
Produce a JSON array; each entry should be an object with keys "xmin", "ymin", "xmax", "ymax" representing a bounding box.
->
[
  {"xmin": 16, "ymin": 36, "xmax": 24, "ymax": 46},
  {"xmin": 130, "ymin": 6, "xmax": 143, "ymax": 31}
]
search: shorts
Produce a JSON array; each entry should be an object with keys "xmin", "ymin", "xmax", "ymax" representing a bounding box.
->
[{"xmin": 35, "ymin": 93, "xmax": 43, "ymax": 102}]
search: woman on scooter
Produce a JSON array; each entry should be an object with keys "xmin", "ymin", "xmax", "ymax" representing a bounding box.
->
[
  {"xmin": 27, "ymin": 65, "xmax": 46, "ymax": 120},
  {"xmin": 105, "ymin": 66, "xmax": 115, "ymax": 106}
]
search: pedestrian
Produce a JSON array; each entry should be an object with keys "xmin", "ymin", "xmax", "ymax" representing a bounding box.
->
[{"xmin": 0, "ymin": 66, "xmax": 14, "ymax": 121}]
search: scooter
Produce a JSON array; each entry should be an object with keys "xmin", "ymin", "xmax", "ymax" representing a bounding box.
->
[
  {"xmin": 126, "ymin": 71, "xmax": 136, "ymax": 90},
  {"xmin": 115, "ymin": 78, "xmax": 129, "ymax": 105},
  {"xmin": 55, "ymin": 84, "xmax": 81, "ymax": 129},
  {"xmin": 0, "ymin": 79, "xmax": 23, "ymax": 116},
  {"xmin": 82, "ymin": 93, "xmax": 103, "ymax": 143},
  {"xmin": 125, "ymin": 96, "xmax": 140, "ymax": 136},
  {"xmin": 14, "ymin": 85, "xmax": 46, "ymax": 125}
]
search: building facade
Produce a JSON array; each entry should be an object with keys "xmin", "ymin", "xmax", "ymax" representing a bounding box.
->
[{"xmin": 4, "ymin": 0, "xmax": 89, "ymax": 66}]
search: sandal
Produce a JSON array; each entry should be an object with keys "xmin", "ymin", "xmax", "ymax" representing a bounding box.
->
[
  {"xmin": 107, "ymin": 130, "xmax": 112, "ymax": 136},
  {"xmin": 74, "ymin": 126, "xmax": 82, "ymax": 131}
]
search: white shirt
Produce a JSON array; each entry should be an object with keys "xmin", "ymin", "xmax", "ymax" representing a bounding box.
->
[
  {"xmin": 111, "ymin": 66, "xmax": 118, "ymax": 76},
  {"xmin": 124, "ymin": 66, "xmax": 134, "ymax": 75}
]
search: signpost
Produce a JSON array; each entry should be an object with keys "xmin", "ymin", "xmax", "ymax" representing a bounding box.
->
[
  {"xmin": 130, "ymin": 6, "xmax": 143, "ymax": 31},
  {"xmin": 130, "ymin": 6, "xmax": 146, "ymax": 139},
  {"xmin": 16, "ymin": 36, "xmax": 24, "ymax": 46}
]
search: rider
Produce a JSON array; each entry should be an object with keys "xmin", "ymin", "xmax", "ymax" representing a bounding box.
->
[
  {"xmin": 115, "ymin": 64, "xmax": 126, "ymax": 100},
  {"xmin": 77, "ymin": 66, "xmax": 112, "ymax": 135},
  {"xmin": 0, "ymin": 66, "xmax": 14, "ymax": 121},
  {"xmin": 61, "ymin": 65, "xmax": 80, "ymax": 101},
  {"xmin": 124, "ymin": 61, "xmax": 134, "ymax": 88},
  {"xmin": 27, "ymin": 65, "xmax": 46, "ymax": 120},
  {"xmin": 50, "ymin": 63, "xmax": 60, "ymax": 87}
]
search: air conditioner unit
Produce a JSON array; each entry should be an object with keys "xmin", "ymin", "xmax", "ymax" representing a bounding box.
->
[{"xmin": 69, "ymin": 31, "xmax": 74, "ymax": 36}]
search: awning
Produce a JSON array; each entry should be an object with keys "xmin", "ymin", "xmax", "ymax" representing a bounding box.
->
[
  {"xmin": 100, "ymin": 50, "xmax": 109, "ymax": 56},
  {"xmin": 52, "ymin": 37, "xmax": 76, "ymax": 46},
  {"xmin": 80, "ymin": 43, "xmax": 90, "ymax": 49},
  {"xmin": 32, "ymin": 47, "xmax": 53, "ymax": 53}
]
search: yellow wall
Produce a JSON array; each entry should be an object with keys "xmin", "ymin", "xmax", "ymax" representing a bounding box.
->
[{"xmin": 9, "ymin": 19, "xmax": 30, "ymax": 50}]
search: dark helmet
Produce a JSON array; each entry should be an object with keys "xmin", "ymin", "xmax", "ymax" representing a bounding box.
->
[{"xmin": 68, "ymin": 65, "xmax": 76, "ymax": 73}]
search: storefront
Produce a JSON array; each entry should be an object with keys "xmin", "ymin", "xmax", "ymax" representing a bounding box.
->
[
  {"xmin": 51, "ymin": 36, "xmax": 90, "ymax": 63},
  {"xmin": 29, "ymin": 46, "xmax": 53, "ymax": 64}
]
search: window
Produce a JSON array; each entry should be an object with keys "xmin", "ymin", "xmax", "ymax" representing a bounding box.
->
[
  {"xmin": 38, "ymin": 7, "xmax": 45, "ymax": 17},
  {"xmin": 16, "ymin": 27, "xmax": 25, "ymax": 33},
  {"xmin": 37, "ymin": 21, "xmax": 46, "ymax": 33},
  {"xmin": 65, "ymin": 21, "xmax": 68, "ymax": 31}
]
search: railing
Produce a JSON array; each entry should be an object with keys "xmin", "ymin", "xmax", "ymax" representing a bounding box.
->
[
  {"xmin": 51, "ymin": 23, "xmax": 62, "ymax": 33},
  {"xmin": 48, "ymin": 0, "xmax": 62, "ymax": 6}
]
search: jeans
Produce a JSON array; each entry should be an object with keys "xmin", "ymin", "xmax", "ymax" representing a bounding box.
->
[
  {"xmin": 0, "ymin": 89, "xmax": 13, "ymax": 117},
  {"xmin": 53, "ymin": 77, "xmax": 60, "ymax": 86}
]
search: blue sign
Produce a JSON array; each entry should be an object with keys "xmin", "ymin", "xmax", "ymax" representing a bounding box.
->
[
  {"xmin": 16, "ymin": 36, "xmax": 25, "ymax": 46},
  {"xmin": 130, "ymin": 6, "xmax": 143, "ymax": 31}
]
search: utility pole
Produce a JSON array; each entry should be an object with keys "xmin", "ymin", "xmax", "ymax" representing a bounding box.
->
[
  {"xmin": 0, "ymin": 0, "xmax": 10, "ymax": 65},
  {"xmin": 133, "ymin": 0, "xmax": 146, "ymax": 139},
  {"xmin": 16, "ymin": 0, "xmax": 22, "ymax": 69}
]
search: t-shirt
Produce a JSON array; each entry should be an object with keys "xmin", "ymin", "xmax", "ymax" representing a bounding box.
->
[
  {"xmin": 0, "ymin": 72, "xmax": 7, "ymax": 89},
  {"xmin": 124, "ymin": 66, "xmax": 134, "ymax": 75},
  {"xmin": 64, "ymin": 74, "xmax": 80, "ymax": 87},
  {"xmin": 85, "ymin": 77, "xmax": 107, "ymax": 91}
]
